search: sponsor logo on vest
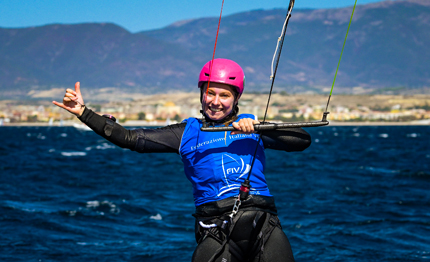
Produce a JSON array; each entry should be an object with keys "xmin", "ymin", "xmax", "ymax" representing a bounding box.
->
[
  {"xmin": 191, "ymin": 133, "xmax": 259, "ymax": 151},
  {"xmin": 218, "ymin": 154, "xmax": 251, "ymax": 197},
  {"xmin": 191, "ymin": 137, "xmax": 226, "ymax": 151},
  {"xmin": 228, "ymin": 133, "xmax": 259, "ymax": 140}
]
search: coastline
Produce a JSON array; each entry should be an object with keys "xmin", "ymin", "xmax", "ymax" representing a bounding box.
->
[{"xmin": 1, "ymin": 120, "xmax": 429, "ymax": 127}]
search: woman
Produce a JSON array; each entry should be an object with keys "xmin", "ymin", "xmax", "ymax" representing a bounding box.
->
[{"xmin": 53, "ymin": 58, "xmax": 311, "ymax": 262}]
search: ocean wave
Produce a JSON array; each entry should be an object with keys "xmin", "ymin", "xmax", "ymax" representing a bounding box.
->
[
  {"xmin": 61, "ymin": 151, "xmax": 87, "ymax": 156},
  {"xmin": 362, "ymin": 166, "xmax": 400, "ymax": 174},
  {"xmin": 150, "ymin": 213, "xmax": 163, "ymax": 220},
  {"xmin": 2, "ymin": 125, "xmax": 429, "ymax": 262},
  {"xmin": 96, "ymin": 143, "xmax": 116, "ymax": 150},
  {"xmin": 406, "ymin": 133, "xmax": 419, "ymax": 138}
]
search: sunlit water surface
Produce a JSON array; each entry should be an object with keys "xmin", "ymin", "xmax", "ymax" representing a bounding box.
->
[{"xmin": 0, "ymin": 126, "xmax": 429, "ymax": 261}]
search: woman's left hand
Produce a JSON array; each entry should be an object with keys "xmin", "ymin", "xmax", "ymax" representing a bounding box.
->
[{"xmin": 231, "ymin": 118, "xmax": 260, "ymax": 135}]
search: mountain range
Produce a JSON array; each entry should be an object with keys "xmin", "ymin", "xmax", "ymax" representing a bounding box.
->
[{"xmin": 0, "ymin": 0, "xmax": 429, "ymax": 99}]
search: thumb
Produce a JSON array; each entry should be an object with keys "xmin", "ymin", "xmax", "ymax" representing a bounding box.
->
[{"xmin": 75, "ymin": 82, "xmax": 81, "ymax": 96}]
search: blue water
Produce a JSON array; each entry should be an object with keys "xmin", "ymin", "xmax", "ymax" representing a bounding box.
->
[{"xmin": 0, "ymin": 126, "xmax": 429, "ymax": 261}]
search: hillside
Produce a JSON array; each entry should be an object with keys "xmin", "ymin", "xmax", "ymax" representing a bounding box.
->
[{"xmin": 0, "ymin": 0, "xmax": 429, "ymax": 99}]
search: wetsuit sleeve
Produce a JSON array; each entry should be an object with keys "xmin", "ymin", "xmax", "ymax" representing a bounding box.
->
[
  {"xmin": 78, "ymin": 107, "xmax": 185, "ymax": 153},
  {"xmin": 261, "ymin": 128, "xmax": 311, "ymax": 152}
]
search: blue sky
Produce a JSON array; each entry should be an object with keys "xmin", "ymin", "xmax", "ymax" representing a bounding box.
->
[{"xmin": 0, "ymin": 0, "xmax": 386, "ymax": 32}]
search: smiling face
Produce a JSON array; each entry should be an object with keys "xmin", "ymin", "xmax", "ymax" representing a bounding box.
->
[{"xmin": 202, "ymin": 82, "xmax": 237, "ymax": 121}]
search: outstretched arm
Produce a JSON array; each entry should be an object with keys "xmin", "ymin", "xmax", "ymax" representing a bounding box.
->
[
  {"xmin": 52, "ymin": 82, "xmax": 184, "ymax": 153},
  {"xmin": 78, "ymin": 107, "xmax": 185, "ymax": 153}
]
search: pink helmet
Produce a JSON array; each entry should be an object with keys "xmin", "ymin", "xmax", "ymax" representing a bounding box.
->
[{"xmin": 198, "ymin": 58, "xmax": 245, "ymax": 98}]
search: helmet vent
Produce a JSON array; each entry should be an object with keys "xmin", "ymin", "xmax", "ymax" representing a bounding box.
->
[
  {"xmin": 229, "ymin": 77, "xmax": 236, "ymax": 80},
  {"xmin": 205, "ymin": 73, "xmax": 210, "ymax": 76}
]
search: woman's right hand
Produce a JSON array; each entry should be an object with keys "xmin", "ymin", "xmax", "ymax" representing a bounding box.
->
[{"xmin": 52, "ymin": 82, "xmax": 85, "ymax": 117}]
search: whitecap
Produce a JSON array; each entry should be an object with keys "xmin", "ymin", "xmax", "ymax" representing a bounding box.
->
[
  {"xmin": 406, "ymin": 133, "xmax": 418, "ymax": 138},
  {"xmin": 379, "ymin": 133, "xmax": 389, "ymax": 138},
  {"xmin": 85, "ymin": 147, "xmax": 92, "ymax": 151},
  {"xmin": 150, "ymin": 213, "xmax": 163, "ymax": 220},
  {"xmin": 67, "ymin": 210, "xmax": 77, "ymax": 216},
  {"xmin": 86, "ymin": 201, "xmax": 100, "ymax": 208},
  {"xmin": 48, "ymin": 148, "xmax": 55, "ymax": 153},
  {"xmin": 333, "ymin": 132, "xmax": 338, "ymax": 136},
  {"xmin": 96, "ymin": 143, "xmax": 115, "ymax": 150},
  {"xmin": 60, "ymin": 133, "xmax": 68, "ymax": 137},
  {"xmin": 61, "ymin": 151, "xmax": 87, "ymax": 157},
  {"xmin": 86, "ymin": 200, "xmax": 120, "ymax": 214},
  {"xmin": 353, "ymin": 133, "xmax": 360, "ymax": 137}
]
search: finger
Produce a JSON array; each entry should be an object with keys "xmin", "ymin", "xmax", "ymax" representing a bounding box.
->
[
  {"xmin": 231, "ymin": 130, "xmax": 247, "ymax": 135},
  {"xmin": 65, "ymin": 92, "xmax": 76, "ymax": 98},
  {"xmin": 232, "ymin": 122, "xmax": 241, "ymax": 131},
  {"xmin": 75, "ymin": 82, "xmax": 81, "ymax": 96},
  {"xmin": 231, "ymin": 129, "xmax": 242, "ymax": 135},
  {"xmin": 66, "ymin": 88, "xmax": 76, "ymax": 95},
  {"xmin": 63, "ymin": 94, "xmax": 74, "ymax": 102},
  {"xmin": 244, "ymin": 120, "xmax": 257, "ymax": 133},
  {"xmin": 74, "ymin": 82, "xmax": 85, "ymax": 105},
  {"xmin": 241, "ymin": 121, "xmax": 251, "ymax": 132},
  {"xmin": 52, "ymin": 101, "xmax": 68, "ymax": 110},
  {"xmin": 250, "ymin": 120, "xmax": 257, "ymax": 132}
]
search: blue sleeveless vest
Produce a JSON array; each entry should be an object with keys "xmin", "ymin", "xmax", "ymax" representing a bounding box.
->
[{"xmin": 180, "ymin": 114, "xmax": 272, "ymax": 206}]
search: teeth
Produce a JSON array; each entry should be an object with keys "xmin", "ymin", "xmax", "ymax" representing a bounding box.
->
[{"xmin": 210, "ymin": 107, "xmax": 222, "ymax": 112}]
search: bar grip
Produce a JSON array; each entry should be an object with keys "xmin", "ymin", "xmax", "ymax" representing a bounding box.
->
[{"xmin": 200, "ymin": 120, "xmax": 329, "ymax": 132}]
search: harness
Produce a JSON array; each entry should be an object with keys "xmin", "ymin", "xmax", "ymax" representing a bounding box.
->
[{"xmin": 193, "ymin": 196, "xmax": 281, "ymax": 262}]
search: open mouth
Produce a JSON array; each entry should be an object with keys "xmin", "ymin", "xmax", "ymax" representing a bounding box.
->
[{"xmin": 209, "ymin": 107, "xmax": 222, "ymax": 112}]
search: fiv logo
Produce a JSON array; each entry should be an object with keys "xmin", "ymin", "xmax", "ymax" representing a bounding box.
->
[
  {"xmin": 222, "ymin": 154, "xmax": 251, "ymax": 181},
  {"xmin": 217, "ymin": 154, "xmax": 251, "ymax": 197}
]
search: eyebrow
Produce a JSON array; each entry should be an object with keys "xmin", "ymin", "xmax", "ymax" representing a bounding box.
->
[{"xmin": 208, "ymin": 89, "xmax": 232, "ymax": 95}]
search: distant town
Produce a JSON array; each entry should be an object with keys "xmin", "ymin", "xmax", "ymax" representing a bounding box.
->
[{"xmin": 1, "ymin": 93, "xmax": 430, "ymax": 126}]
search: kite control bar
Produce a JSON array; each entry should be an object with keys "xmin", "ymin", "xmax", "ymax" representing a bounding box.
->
[{"xmin": 201, "ymin": 112, "xmax": 330, "ymax": 132}]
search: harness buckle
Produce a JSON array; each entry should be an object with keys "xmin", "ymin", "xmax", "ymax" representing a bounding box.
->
[{"xmin": 230, "ymin": 197, "xmax": 241, "ymax": 218}]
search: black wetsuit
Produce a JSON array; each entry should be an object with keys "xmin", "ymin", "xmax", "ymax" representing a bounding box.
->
[
  {"xmin": 79, "ymin": 107, "xmax": 311, "ymax": 261},
  {"xmin": 79, "ymin": 107, "xmax": 311, "ymax": 154}
]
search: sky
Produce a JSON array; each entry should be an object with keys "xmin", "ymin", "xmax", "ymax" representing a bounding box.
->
[{"xmin": 0, "ymin": 0, "xmax": 387, "ymax": 33}]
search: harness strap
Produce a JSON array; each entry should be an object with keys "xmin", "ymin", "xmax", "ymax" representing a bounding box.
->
[
  {"xmin": 196, "ymin": 211, "xmax": 282, "ymax": 262},
  {"xmin": 206, "ymin": 211, "xmax": 245, "ymax": 262},
  {"xmin": 250, "ymin": 215, "xmax": 282, "ymax": 261},
  {"xmin": 228, "ymin": 240, "xmax": 244, "ymax": 261}
]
